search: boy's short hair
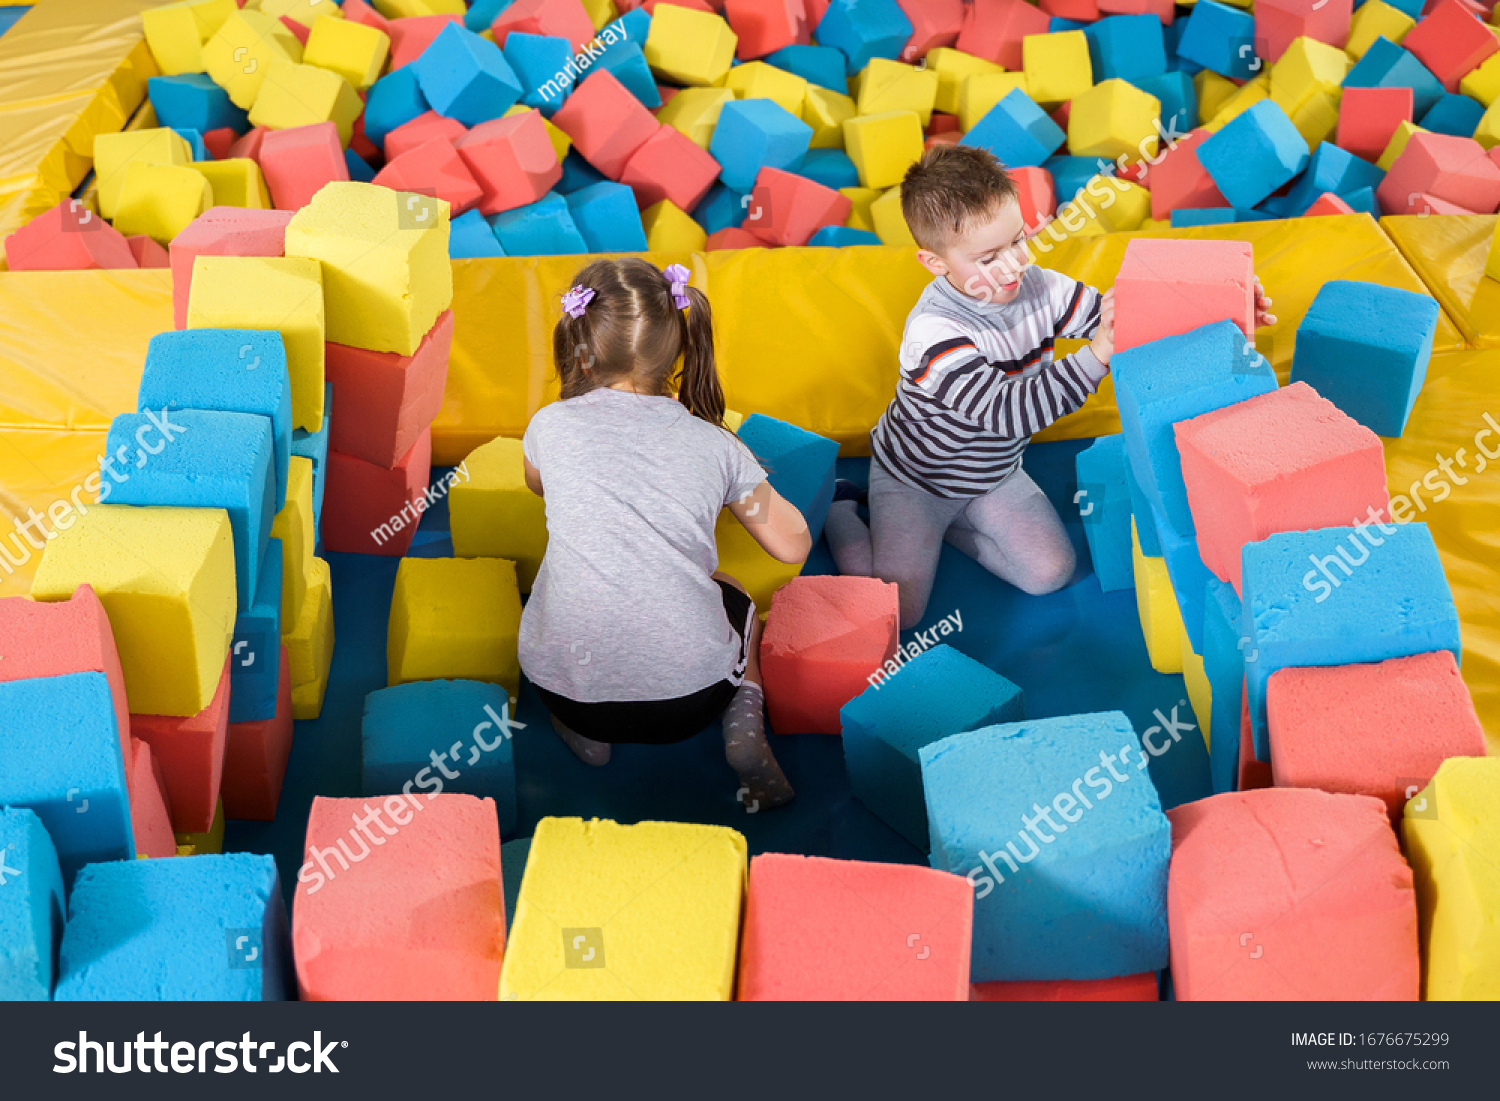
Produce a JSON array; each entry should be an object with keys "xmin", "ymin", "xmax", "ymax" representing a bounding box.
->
[{"xmin": 900, "ymin": 145, "xmax": 1019, "ymax": 253}]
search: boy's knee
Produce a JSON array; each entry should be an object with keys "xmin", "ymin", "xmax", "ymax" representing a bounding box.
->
[{"xmin": 1012, "ymin": 543, "xmax": 1076, "ymax": 596}]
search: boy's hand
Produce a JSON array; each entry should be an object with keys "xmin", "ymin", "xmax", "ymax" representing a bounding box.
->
[
  {"xmin": 1090, "ymin": 287, "xmax": 1115, "ymax": 366},
  {"xmin": 1254, "ymin": 279, "xmax": 1277, "ymax": 328}
]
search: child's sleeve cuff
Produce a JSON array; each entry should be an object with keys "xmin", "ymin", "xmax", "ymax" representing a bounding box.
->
[{"xmin": 1071, "ymin": 343, "xmax": 1108, "ymax": 385}]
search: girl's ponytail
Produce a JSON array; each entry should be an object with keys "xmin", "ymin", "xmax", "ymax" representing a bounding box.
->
[{"xmin": 674, "ymin": 283, "xmax": 726, "ymax": 428}]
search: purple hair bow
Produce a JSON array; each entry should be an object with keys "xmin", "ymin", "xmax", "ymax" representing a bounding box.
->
[
  {"xmin": 662, "ymin": 263, "xmax": 691, "ymax": 309},
  {"xmin": 561, "ymin": 284, "xmax": 595, "ymax": 318}
]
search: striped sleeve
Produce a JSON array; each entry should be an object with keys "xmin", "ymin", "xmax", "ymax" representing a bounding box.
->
[{"xmin": 1049, "ymin": 272, "xmax": 1104, "ymax": 341}]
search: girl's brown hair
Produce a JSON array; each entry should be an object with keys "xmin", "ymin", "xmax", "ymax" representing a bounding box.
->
[{"xmin": 552, "ymin": 257, "xmax": 725, "ymax": 427}]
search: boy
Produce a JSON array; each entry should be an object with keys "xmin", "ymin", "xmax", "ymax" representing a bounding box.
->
[{"xmin": 825, "ymin": 145, "xmax": 1273, "ymax": 627}]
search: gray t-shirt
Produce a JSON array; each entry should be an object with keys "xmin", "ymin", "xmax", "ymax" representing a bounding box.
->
[{"xmin": 519, "ymin": 387, "xmax": 767, "ymax": 703}]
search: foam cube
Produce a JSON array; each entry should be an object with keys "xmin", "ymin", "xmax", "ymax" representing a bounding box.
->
[
  {"xmin": 141, "ymin": 0, "xmax": 237, "ymax": 75},
  {"xmin": 0, "ymin": 808, "xmax": 65, "ymax": 1000},
  {"xmin": 642, "ymin": 4, "xmax": 737, "ymax": 84},
  {"xmin": 387, "ymin": 557, "xmax": 522, "ymax": 701},
  {"xmin": 638, "ymin": 199, "xmax": 704, "ymax": 250},
  {"xmin": 1197, "ymin": 99, "xmax": 1310, "ymax": 208},
  {"xmin": 959, "ymin": 87, "xmax": 1066, "ymax": 168},
  {"xmin": 3, "ymin": 200, "xmax": 137, "ymax": 272},
  {"xmin": 503, "ymin": 32, "xmax": 575, "ymax": 113},
  {"xmin": 792, "ymin": 148, "xmax": 860, "ymax": 190},
  {"xmin": 1075, "ymin": 433, "xmax": 1134, "ymax": 592},
  {"xmin": 710, "ymin": 97, "xmax": 813, "ymax": 189},
  {"xmin": 56, "ymin": 854, "xmax": 292, "ymax": 1000},
  {"xmin": 1462, "ymin": 52, "xmax": 1500, "ymax": 109},
  {"xmin": 1022, "ymin": 30, "xmax": 1093, "ymax": 105},
  {"xmin": 451, "ymin": 208, "xmax": 507, "ymax": 255},
  {"xmin": 374, "ymin": 137, "xmax": 486, "ymax": 215},
  {"xmin": 1302, "ymin": 191, "xmax": 1353, "ymax": 216},
  {"xmin": 412, "ymin": 22, "xmax": 523, "ymax": 126},
  {"xmin": 1147, "ymin": 495, "xmax": 1213, "ymax": 651},
  {"xmin": 856, "ymin": 57, "xmax": 939, "ymax": 126},
  {"xmin": 168, "ymin": 207, "xmax": 291, "ymax": 330},
  {"xmin": 1401, "ymin": 0, "xmax": 1497, "ymax": 95},
  {"xmin": 1081, "ymin": 12, "xmax": 1166, "ymax": 84},
  {"xmin": 223, "ymin": 646, "xmax": 294, "ymax": 819},
  {"xmin": 720, "ymin": 0, "xmax": 801, "ymax": 59},
  {"xmin": 31, "ymin": 507, "xmax": 236, "ymax": 718},
  {"xmin": 262, "ymin": 0, "xmax": 349, "ymax": 33},
  {"xmin": 1176, "ymin": 1, "xmax": 1258, "ymax": 82},
  {"xmin": 738, "ymin": 166, "xmax": 850, "ymax": 245},
  {"xmin": 323, "ymin": 429, "xmax": 434, "ymax": 554},
  {"xmin": 764, "ymin": 43, "xmax": 849, "ymax": 92},
  {"xmin": 113, "ymin": 162, "xmax": 212, "ymax": 247},
  {"xmin": 1344, "ymin": 35, "xmax": 1445, "ymax": 120},
  {"xmin": 384, "ymin": 110, "xmax": 468, "ymax": 159},
  {"xmin": 1347, "ymin": 0, "xmax": 1414, "ymax": 61},
  {"xmin": 1241, "ymin": 523, "xmax": 1462, "ymax": 757},
  {"xmin": 287, "ymin": 556, "xmax": 334, "ymax": 719},
  {"xmin": 292, "ymin": 385, "xmax": 332, "ymax": 538},
  {"xmin": 1167, "ymin": 788, "xmax": 1418, "ymax": 999},
  {"xmin": 190, "ymin": 158, "xmax": 270, "ymax": 210},
  {"xmin": 500, "ymin": 817, "xmax": 745, "ymax": 999},
  {"xmin": 326, "ymin": 310, "xmax": 452, "ymax": 470},
  {"xmin": 550, "ymin": 69, "xmax": 661, "ymax": 178},
  {"xmin": 970, "ymin": 974, "xmax": 1159, "ymax": 1001},
  {"xmin": 173, "ymin": 799, "xmax": 225, "ymax": 856},
  {"xmin": 284, "ymin": 181, "xmax": 451, "ymax": 356},
  {"xmin": 867, "ymin": 184, "xmax": 914, "ymax": 244},
  {"xmin": 491, "ymin": 0, "xmax": 595, "ymax": 50},
  {"xmin": 388, "ymin": 13, "xmax": 463, "ymax": 68},
  {"xmin": 448, "ymin": 440, "xmax": 549, "ymax": 592},
  {"xmin": 803, "ymin": 83, "xmax": 859, "ymax": 148},
  {"xmin": 304, "ymin": 13, "xmax": 391, "ymax": 89},
  {"xmin": 738, "ymin": 854, "xmax": 972, "ymax": 1000},
  {"xmin": 922, "ymin": 712, "xmax": 1170, "ymax": 980},
  {"xmin": 1415, "ymin": 94, "xmax": 1482, "ymax": 142},
  {"xmin": 925, "ymin": 46, "xmax": 1003, "ymax": 116},
  {"xmin": 840, "ymin": 643, "xmax": 1023, "ymax": 850},
  {"xmin": 1116, "ymin": 239, "xmax": 1256, "ymax": 359},
  {"xmin": 558, "ymin": 181, "xmax": 646, "ymax": 250},
  {"xmin": 953, "ymin": 0, "xmax": 1046, "ymax": 71},
  {"xmin": 1067, "ymin": 78, "xmax": 1161, "ymax": 161},
  {"xmin": 1009, "ymin": 163, "xmax": 1056, "ymax": 232},
  {"xmin": 365, "ymin": 66, "xmax": 431, "ymax": 144},
  {"xmin": 761, "ymin": 575, "xmax": 899, "ymax": 736},
  {"xmin": 735, "ymin": 412, "xmax": 841, "ymax": 544},
  {"xmin": 1378, "ymin": 131, "xmax": 1500, "ymax": 214},
  {"xmin": 149, "ymin": 73, "xmax": 251, "ymax": 134},
  {"xmin": 488, "ymin": 190, "xmax": 589, "ymax": 253},
  {"xmin": 1256, "ymin": 1, "xmax": 1352, "ymax": 67},
  {"xmin": 722, "ymin": 59, "xmax": 809, "ymax": 114},
  {"xmin": 612, "ymin": 125, "xmax": 718, "ymax": 214},
  {"xmin": 840, "ymin": 109, "xmax": 923, "ymax": 190},
  {"xmin": 271, "ymin": 456, "xmax": 315, "ymax": 624},
  {"xmin": 1377, "ymin": 118, "xmax": 1427, "ymax": 170},
  {"xmin": 1336, "ymin": 85, "xmax": 1413, "ymax": 163},
  {"xmin": 1136, "ymin": 70, "xmax": 1196, "ymax": 138},
  {"xmin": 0, "ymin": 673, "xmax": 133, "ymax": 884},
  {"xmin": 230, "ymin": 537, "xmax": 284, "ymax": 724},
  {"xmin": 247, "ymin": 59, "xmax": 363, "ymax": 148},
  {"xmin": 130, "ymin": 656, "xmax": 231, "ymax": 833},
  {"xmin": 657, "ymin": 86, "xmax": 734, "ymax": 150},
  {"xmin": 1269, "ymin": 36, "xmax": 1351, "ymax": 122},
  {"xmin": 202, "ymin": 9, "xmax": 304, "ymax": 109},
  {"xmin": 818, "ymin": 0, "xmax": 913, "ymax": 74},
  {"xmin": 1200, "ymin": 578, "xmax": 1244, "ymax": 793}
]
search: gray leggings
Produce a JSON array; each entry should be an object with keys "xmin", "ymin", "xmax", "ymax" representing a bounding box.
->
[{"xmin": 825, "ymin": 460, "xmax": 1077, "ymax": 629}]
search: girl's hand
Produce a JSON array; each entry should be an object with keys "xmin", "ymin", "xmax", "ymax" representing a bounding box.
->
[
  {"xmin": 1254, "ymin": 279, "xmax": 1277, "ymax": 328},
  {"xmin": 1090, "ymin": 287, "xmax": 1115, "ymax": 367}
]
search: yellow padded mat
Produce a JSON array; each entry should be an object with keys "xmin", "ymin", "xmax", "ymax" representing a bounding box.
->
[{"xmin": 1382, "ymin": 213, "xmax": 1500, "ymax": 350}]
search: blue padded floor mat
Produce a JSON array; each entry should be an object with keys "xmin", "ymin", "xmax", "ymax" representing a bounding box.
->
[{"xmin": 227, "ymin": 439, "xmax": 1211, "ymax": 903}]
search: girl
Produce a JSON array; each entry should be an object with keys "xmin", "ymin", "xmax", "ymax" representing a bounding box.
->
[{"xmin": 519, "ymin": 258, "xmax": 810, "ymax": 811}]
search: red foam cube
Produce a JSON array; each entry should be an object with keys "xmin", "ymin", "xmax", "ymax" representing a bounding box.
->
[
  {"xmin": 1335, "ymin": 86, "xmax": 1412, "ymax": 164},
  {"xmin": 1268, "ymin": 651, "xmax": 1485, "ymax": 819},
  {"xmin": 971, "ymin": 973, "xmax": 1158, "ymax": 1000},
  {"xmin": 326, "ymin": 309, "xmax": 453, "ymax": 467},
  {"xmin": 127, "ymin": 737, "xmax": 178, "ymax": 859},
  {"xmin": 1167, "ymin": 787, "xmax": 1419, "ymax": 1000},
  {"xmin": 1376, "ymin": 131, "xmax": 1500, "ymax": 215},
  {"xmin": 222, "ymin": 646, "xmax": 294, "ymax": 820},
  {"xmin": 202, "ymin": 126, "xmax": 240, "ymax": 159},
  {"xmin": 323, "ymin": 426, "xmax": 433, "ymax": 555},
  {"xmin": 1401, "ymin": 0, "xmax": 1499, "ymax": 92},
  {"xmin": 743, "ymin": 165, "xmax": 852, "ymax": 246},
  {"xmin": 705, "ymin": 226, "xmax": 766, "ymax": 249},
  {"xmin": 1148, "ymin": 128, "xmax": 1228, "ymax": 221},
  {"xmin": 229, "ymin": 126, "xmax": 269, "ymax": 161},
  {"xmin": 725, "ymin": 0, "xmax": 806, "ymax": 59},
  {"xmin": 454, "ymin": 110, "xmax": 563, "ymax": 215},
  {"xmin": 1097, "ymin": 0, "xmax": 1173, "ymax": 25},
  {"xmin": 552, "ymin": 69, "xmax": 662, "ymax": 179},
  {"xmin": 280, "ymin": 14, "xmax": 312, "ymax": 45},
  {"xmin": 130, "ymin": 655, "xmax": 232, "ymax": 834},
  {"xmin": 384, "ymin": 110, "xmax": 468, "ymax": 161},
  {"xmin": 643, "ymin": 0, "xmax": 714, "ymax": 11},
  {"xmin": 927, "ymin": 112, "xmax": 961, "ymax": 135},
  {"xmin": 1175, "ymin": 381, "xmax": 1390, "ymax": 594},
  {"xmin": 1112, "ymin": 237, "xmax": 1255, "ymax": 354},
  {"xmin": 373, "ymin": 137, "xmax": 484, "ymax": 216},
  {"xmin": 1012, "ymin": 164, "xmax": 1057, "ymax": 233},
  {"xmin": 1040, "ymin": 0, "xmax": 1101, "ymax": 20},
  {"xmin": 169, "ymin": 206, "xmax": 293, "ymax": 330},
  {"xmin": 737, "ymin": 854, "xmax": 973, "ymax": 1000},
  {"xmin": 388, "ymin": 14, "xmax": 462, "ymax": 69},
  {"xmin": 801, "ymin": 0, "xmax": 828, "ymax": 27},
  {"xmin": 923, "ymin": 132, "xmax": 959, "ymax": 151},
  {"xmin": 260, "ymin": 121, "xmax": 351, "ymax": 212},
  {"xmin": 350, "ymin": 98, "xmax": 383, "ymax": 164},
  {"xmin": 127, "ymin": 234, "xmax": 171, "ymax": 268},
  {"xmin": 292, "ymin": 794, "xmax": 505, "ymax": 1000},
  {"xmin": 761, "ymin": 574, "xmax": 899, "ymax": 735},
  {"xmin": 3, "ymin": 200, "xmax": 138, "ymax": 272},
  {"xmin": 895, "ymin": 0, "xmax": 962, "ymax": 59},
  {"xmin": 343, "ymin": 0, "xmax": 390, "ymax": 32},
  {"xmin": 1302, "ymin": 191, "xmax": 1355, "ymax": 216},
  {"xmin": 491, "ymin": 0, "xmax": 595, "ymax": 51},
  {"xmin": 1050, "ymin": 100, "xmax": 1071, "ymax": 132},
  {"xmin": 620, "ymin": 125, "xmax": 723, "ymax": 212},
  {"xmin": 1254, "ymin": 0, "xmax": 1353, "ymax": 65},
  {"xmin": 1406, "ymin": 192, "xmax": 1477, "ymax": 214},
  {"xmin": 955, "ymin": 0, "xmax": 1051, "ymax": 69}
]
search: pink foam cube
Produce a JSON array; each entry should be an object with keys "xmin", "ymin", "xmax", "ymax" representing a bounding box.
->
[
  {"xmin": 388, "ymin": 14, "xmax": 462, "ymax": 69},
  {"xmin": 280, "ymin": 15, "xmax": 312, "ymax": 45},
  {"xmin": 127, "ymin": 737, "xmax": 178, "ymax": 859},
  {"xmin": 1012, "ymin": 163, "xmax": 1056, "ymax": 232},
  {"xmin": 742, "ymin": 166, "xmax": 852, "ymax": 246},
  {"xmin": 761, "ymin": 575, "xmax": 899, "ymax": 735},
  {"xmin": 551, "ymin": 70, "xmax": 662, "ymax": 179},
  {"xmin": 222, "ymin": 646, "xmax": 294, "ymax": 821},
  {"xmin": 454, "ymin": 110, "xmax": 563, "ymax": 215},
  {"xmin": 1097, "ymin": 0, "xmax": 1173, "ymax": 25},
  {"xmin": 323, "ymin": 427, "xmax": 433, "ymax": 556},
  {"xmin": 130, "ymin": 655, "xmax": 232, "ymax": 834},
  {"xmin": 1112, "ymin": 237, "xmax": 1255, "ymax": 354},
  {"xmin": 1377, "ymin": 131, "xmax": 1500, "ymax": 215},
  {"xmin": 1406, "ymin": 192, "xmax": 1478, "ymax": 214},
  {"xmin": 895, "ymin": 0, "xmax": 963, "ymax": 59},
  {"xmin": 260, "ymin": 122, "xmax": 351, "ymax": 212},
  {"xmin": 1401, "ymin": 0, "xmax": 1499, "ymax": 92},
  {"xmin": 619, "ymin": 125, "xmax": 723, "ymax": 212},
  {"xmin": 1167, "ymin": 788, "xmax": 1419, "ymax": 1000},
  {"xmin": 1040, "ymin": 0, "xmax": 1101, "ymax": 20},
  {"xmin": 343, "ymin": 0, "xmax": 390, "ymax": 32},
  {"xmin": 1335, "ymin": 86, "xmax": 1413, "ymax": 164},
  {"xmin": 643, "ymin": 0, "xmax": 714, "ymax": 11},
  {"xmin": 1175, "ymin": 381, "xmax": 1390, "ymax": 594},
  {"xmin": 725, "ymin": 0, "xmax": 806, "ymax": 59},
  {"xmin": 169, "ymin": 206, "xmax": 293, "ymax": 330},
  {"xmin": 738, "ymin": 854, "xmax": 972, "ymax": 1001},
  {"xmin": 1268, "ymin": 651, "xmax": 1485, "ymax": 819},
  {"xmin": 350, "ymin": 106, "xmax": 383, "ymax": 164},
  {"xmin": 373, "ymin": 137, "xmax": 484, "ymax": 216},
  {"xmin": 3, "ymin": 200, "xmax": 138, "ymax": 272},
  {"xmin": 491, "ymin": 0, "xmax": 595, "ymax": 51},
  {"xmin": 971, "ymin": 973, "xmax": 1158, "ymax": 1000},
  {"xmin": 203, "ymin": 127, "xmax": 239, "ymax": 159},
  {"xmin": 705, "ymin": 226, "xmax": 766, "ymax": 249},
  {"xmin": 127, "ymin": 234, "xmax": 170, "ymax": 268},
  {"xmin": 956, "ymin": 0, "xmax": 1050, "ymax": 68},
  {"xmin": 1302, "ymin": 191, "xmax": 1355, "ymax": 216},
  {"xmin": 229, "ymin": 126, "xmax": 269, "ymax": 161},
  {"xmin": 384, "ymin": 110, "xmax": 468, "ymax": 161},
  {"xmin": 1148, "ymin": 129, "xmax": 1229, "ymax": 221},
  {"xmin": 1254, "ymin": 0, "xmax": 1353, "ymax": 65},
  {"xmin": 292, "ymin": 794, "xmax": 505, "ymax": 1000},
  {"xmin": 327, "ymin": 309, "xmax": 453, "ymax": 468}
]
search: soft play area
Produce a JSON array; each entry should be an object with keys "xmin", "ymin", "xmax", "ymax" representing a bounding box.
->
[{"xmin": 2, "ymin": 0, "xmax": 1500, "ymax": 1005}]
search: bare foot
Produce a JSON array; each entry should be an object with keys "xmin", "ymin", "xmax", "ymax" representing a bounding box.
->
[{"xmin": 551, "ymin": 714, "xmax": 611, "ymax": 766}]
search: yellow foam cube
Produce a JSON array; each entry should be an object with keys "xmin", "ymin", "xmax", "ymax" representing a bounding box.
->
[
  {"xmin": 1204, "ymin": 71, "xmax": 1269, "ymax": 130},
  {"xmin": 174, "ymin": 799, "xmax": 226, "ymax": 855},
  {"xmin": 387, "ymin": 557, "xmax": 522, "ymax": 701},
  {"xmin": 303, "ymin": 14, "xmax": 389, "ymax": 89},
  {"xmin": 93, "ymin": 127, "xmax": 193, "ymax": 220},
  {"xmin": 840, "ymin": 185, "xmax": 881, "ymax": 231},
  {"xmin": 370, "ymin": 0, "xmax": 464, "ymax": 16},
  {"xmin": 271, "ymin": 456, "xmax": 315, "ymax": 629},
  {"xmin": 448, "ymin": 437, "xmax": 549, "ymax": 592},
  {"xmin": 1023, "ymin": 30, "xmax": 1093, "ymax": 106},
  {"xmin": 1288, "ymin": 88, "xmax": 1340, "ymax": 152},
  {"xmin": 499, "ymin": 817, "xmax": 746, "ymax": 1001},
  {"xmin": 203, "ymin": 9, "xmax": 304, "ymax": 110},
  {"xmin": 30, "ymin": 505, "xmax": 236, "ymax": 717},
  {"xmin": 1194, "ymin": 69, "xmax": 1239, "ymax": 123},
  {"xmin": 1065, "ymin": 175, "xmax": 1149, "ymax": 233},
  {"xmin": 284, "ymin": 181, "xmax": 452, "ymax": 357},
  {"xmin": 142, "ymin": 0, "xmax": 237, "ymax": 75},
  {"xmin": 287, "ymin": 555, "xmax": 333, "ymax": 719},
  {"xmin": 869, "ymin": 185, "xmax": 915, "ymax": 245},
  {"xmin": 113, "ymin": 162, "xmax": 213, "ymax": 246},
  {"xmin": 1131, "ymin": 519, "xmax": 1183, "ymax": 675},
  {"xmin": 801, "ymin": 84, "xmax": 857, "ymax": 149},
  {"xmin": 722, "ymin": 407, "xmax": 745, "ymax": 433},
  {"xmin": 644, "ymin": 4, "xmax": 737, "ymax": 86},
  {"xmin": 957, "ymin": 71, "xmax": 1028, "ymax": 131},
  {"xmin": 1179, "ymin": 625, "xmax": 1212, "ymax": 751},
  {"xmin": 842, "ymin": 109, "xmax": 923, "ymax": 190},
  {"xmin": 721, "ymin": 60, "xmax": 808, "ymax": 115},
  {"xmin": 1402, "ymin": 757, "xmax": 1500, "ymax": 1000},
  {"xmin": 657, "ymin": 87, "xmax": 733, "ymax": 149},
  {"xmin": 1068, "ymin": 79, "xmax": 1161, "ymax": 161},
  {"xmin": 926, "ymin": 46, "xmax": 1004, "ymax": 116},
  {"xmin": 505, "ymin": 104, "xmax": 572, "ymax": 160},
  {"xmin": 248, "ymin": 59, "xmax": 363, "ymax": 146},
  {"xmin": 1461, "ymin": 52, "xmax": 1500, "ymax": 108},
  {"xmin": 257, "ymin": 0, "xmax": 351, "ymax": 26},
  {"xmin": 1347, "ymin": 0, "xmax": 1414, "ymax": 60},
  {"xmin": 1475, "ymin": 100, "xmax": 1500, "ymax": 150},
  {"xmin": 193, "ymin": 158, "xmax": 272, "ymax": 208},
  {"xmin": 582, "ymin": 0, "xmax": 617, "ymax": 30},
  {"xmin": 1378, "ymin": 120, "xmax": 1426, "ymax": 169},
  {"xmin": 856, "ymin": 57, "xmax": 939, "ymax": 126},
  {"xmin": 642, "ymin": 199, "xmax": 708, "ymax": 252},
  {"xmin": 1269, "ymin": 37, "xmax": 1349, "ymax": 118}
]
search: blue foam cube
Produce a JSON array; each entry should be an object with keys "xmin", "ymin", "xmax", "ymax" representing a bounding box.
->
[
  {"xmin": 344, "ymin": 148, "xmax": 376, "ymax": 182},
  {"xmin": 1379, "ymin": 0, "xmax": 1425, "ymax": 15},
  {"xmin": 565, "ymin": 181, "xmax": 649, "ymax": 252},
  {"xmin": 1343, "ymin": 36, "xmax": 1444, "ymax": 120},
  {"xmin": 55, "ymin": 854, "xmax": 292, "ymax": 1001},
  {"xmin": 362, "ymin": 679, "xmax": 519, "ymax": 836},
  {"xmin": 960, "ymin": 87, "xmax": 1067, "ymax": 169},
  {"xmin": 808, "ymin": 225, "xmax": 881, "ymax": 245},
  {"xmin": 737, "ymin": 413, "xmax": 841, "ymax": 542},
  {"xmin": 488, "ymin": 191, "xmax": 589, "ymax": 255},
  {"xmin": 1046, "ymin": 154, "xmax": 1113, "ymax": 204},
  {"xmin": 1339, "ymin": 184, "xmax": 1379, "ymax": 216},
  {"xmin": 695, "ymin": 181, "xmax": 751, "ymax": 233},
  {"xmin": 557, "ymin": 148, "xmax": 607, "ymax": 193},
  {"xmin": 841, "ymin": 644, "xmax": 1024, "ymax": 851},
  {"xmin": 816, "ymin": 0, "xmax": 913, "ymax": 76},
  {"xmin": 173, "ymin": 127, "xmax": 207, "ymax": 161},
  {"xmin": 1175, "ymin": 0, "xmax": 1260, "ymax": 82},
  {"xmin": 291, "ymin": 382, "xmax": 332, "ymax": 548},
  {"xmin": 504, "ymin": 32, "xmax": 575, "ymax": 114},
  {"xmin": 411, "ymin": 22, "xmax": 522, "ymax": 127},
  {"xmin": 465, "ymin": 0, "xmax": 514, "ymax": 32},
  {"xmin": 1164, "ymin": 15, "xmax": 1203, "ymax": 75},
  {"xmin": 0, "ymin": 808, "xmax": 65, "ymax": 1001},
  {"xmin": 1197, "ymin": 100, "xmax": 1310, "ymax": 209},
  {"xmin": 1201, "ymin": 576, "xmax": 1244, "ymax": 795},
  {"xmin": 501, "ymin": 836, "xmax": 531, "ymax": 935},
  {"xmin": 606, "ymin": 8, "xmax": 651, "ymax": 49},
  {"xmin": 1075, "ymin": 434, "xmax": 1134, "ymax": 593},
  {"xmin": 364, "ymin": 66, "xmax": 429, "ymax": 146},
  {"xmin": 1171, "ymin": 206, "xmax": 1271, "ymax": 227},
  {"xmin": 1278, "ymin": 141, "xmax": 1385, "ymax": 217},
  {"xmin": 794, "ymin": 147, "xmax": 859, "ymax": 189},
  {"xmin": 148, "ymin": 73, "xmax": 249, "ymax": 135},
  {"xmin": 1241, "ymin": 522, "xmax": 1461, "ymax": 757},
  {"xmin": 1113, "ymin": 320, "xmax": 1278, "ymax": 537},
  {"xmin": 921, "ymin": 712, "xmax": 1171, "ymax": 981},
  {"xmin": 1137, "ymin": 71, "xmax": 1197, "ymax": 137},
  {"xmin": 764, "ymin": 43, "xmax": 849, "ymax": 92},
  {"xmin": 230, "ymin": 537, "xmax": 283, "ymax": 724},
  {"xmin": 1050, "ymin": 17, "xmax": 1088, "ymax": 32},
  {"xmin": 104, "ymin": 409, "xmax": 276, "ymax": 612},
  {"xmin": 710, "ymin": 98, "xmax": 814, "ymax": 190},
  {"xmin": 138, "ymin": 328, "xmax": 292, "ymax": 512},
  {"xmin": 1149, "ymin": 499, "xmax": 1213, "ymax": 652},
  {"xmin": 1420, "ymin": 92, "xmax": 1485, "ymax": 138},
  {"xmin": 0, "ymin": 672, "xmax": 132, "ymax": 886},
  {"xmin": 1290, "ymin": 279, "xmax": 1440, "ymax": 438},
  {"xmin": 1124, "ymin": 446, "xmax": 1161, "ymax": 557},
  {"xmin": 1083, "ymin": 14, "xmax": 1168, "ymax": 84},
  {"xmin": 451, "ymin": 207, "xmax": 507, "ymax": 257},
  {"xmin": 594, "ymin": 40, "xmax": 660, "ymax": 108}
]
